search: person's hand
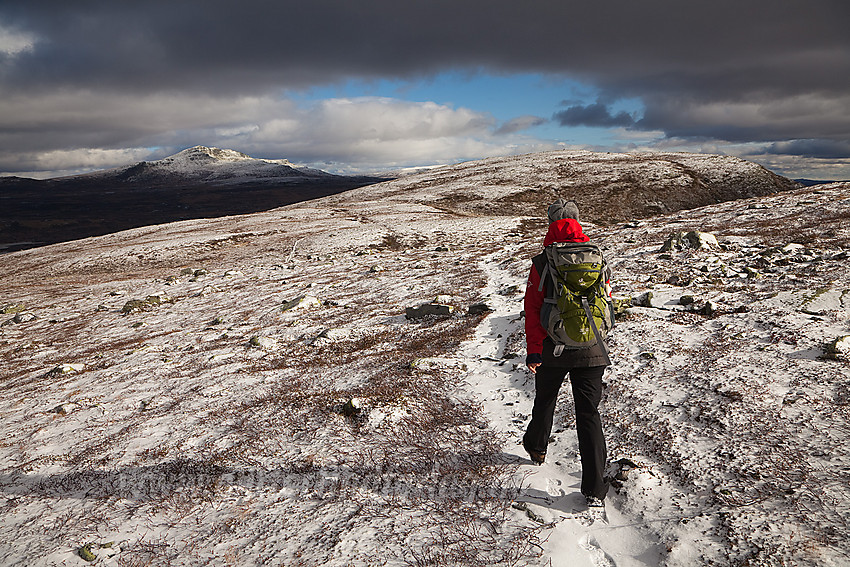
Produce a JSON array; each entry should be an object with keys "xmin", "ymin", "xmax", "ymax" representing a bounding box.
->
[{"xmin": 527, "ymin": 362, "xmax": 541, "ymax": 374}]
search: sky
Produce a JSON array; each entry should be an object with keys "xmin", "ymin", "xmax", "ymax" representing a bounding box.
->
[{"xmin": 1, "ymin": 0, "xmax": 849, "ymax": 180}]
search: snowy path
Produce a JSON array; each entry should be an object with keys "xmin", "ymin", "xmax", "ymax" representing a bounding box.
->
[{"xmin": 458, "ymin": 247, "xmax": 664, "ymax": 566}]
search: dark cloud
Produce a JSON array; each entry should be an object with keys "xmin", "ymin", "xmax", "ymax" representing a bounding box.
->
[
  {"xmin": 2, "ymin": 0, "xmax": 849, "ymax": 172},
  {"xmin": 765, "ymin": 139, "xmax": 850, "ymax": 159},
  {"xmin": 3, "ymin": 1, "xmax": 847, "ymax": 96},
  {"xmin": 495, "ymin": 115, "xmax": 547, "ymax": 134},
  {"xmin": 554, "ymin": 103, "xmax": 636, "ymax": 128}
]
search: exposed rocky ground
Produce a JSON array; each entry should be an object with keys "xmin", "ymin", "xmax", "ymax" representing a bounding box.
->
[{"xmin": 0, "ymin": 151, "xmax": 846, "ymax": 566}]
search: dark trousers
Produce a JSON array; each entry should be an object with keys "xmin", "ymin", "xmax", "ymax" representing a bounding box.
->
[{"xmin": 524, "ymin": 365, "xmax": 608, "ymax": 499}]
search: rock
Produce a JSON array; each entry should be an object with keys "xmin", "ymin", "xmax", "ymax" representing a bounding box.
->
[
  {"xmin": 825, "ymin": 336, "xmax": 850, "ymax": 361},
  {"xmin": 45, "ymin": 363, "xmax": 85, "ymax": 378},
  {"xmin": 679, "ymin": 295, "xmax": 695, "ymax": 306},
  {"xmin": 280, "ymin": 295, "xmax": 321, "ymax": 312},
  {"xmin": 612, "ymin": 297, "xmax": 632, "ymax": 315},
  {"xmin": 369, "ymin": 265, "xmax": 386, "ymax": 273},
  {"xmin": 498, "ymin": 285, "xmax": 521, "ymax": 295},
  {"xmin": 318, "ymin": 328, "xmax": 349, "ymax": 341},
  {"xmin": 121, "ymin": 294, "xmax": 171, "ymax": 314},
  {"xmin": 51, "ymin": 402, "xmax": 80, "ymax": 416},
  {"xmin": 434, "ymin": 246, "xmax": 450, "ymax": 252},
  {"xmin": 1, "ymin": 303, "xmax": 25, "ymax": 314},
  {"xmin": 660, "ymin": 231, "xmax": 718, "ymax": 252},
  {"xmin": 78, "ymin": 544, "xmax": 97, "ymax": 562},
  {"xmin": 632, "ymin": 291, "xmax": 653, "ymax": 308},
  {"xmin": 468, "ymin": 302, "xmax": 492, "ymax": 315},
  {"xmin": 405, "ymin": 303, "xmax": 454, "ymax": 319},
  {"xmin": 195, "ymin": 285, "xmax": 221, "ymax": 297},
  {"xmin": 12, "ymin": 312, "xmax": 36, "ymax": 323},
  {"xmin": 249, "ymin": 336, "xmax": 276, "ymax": 349},
  {"xmin": 224, "ymin": 270, "xmax": 243, "ymax": 277},
  {"xmin": 180, "ymin": 268, "xmax": 195, "ymax": 276},
  {"xmin": 782, "ymin": 243, "xmax": 805, "ymax": 254},
  {"xmin": 699, "ymin": 300, "xmax": 718, "ymax": 316},
  {"xmin": 342, "ymin": 398, "xmax": 362, "ymax": 417}
]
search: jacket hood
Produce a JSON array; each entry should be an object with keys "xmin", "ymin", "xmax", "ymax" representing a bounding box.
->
[{"xmin": 543, "ymin": 218, "xmax": 589, "ymax": 246}]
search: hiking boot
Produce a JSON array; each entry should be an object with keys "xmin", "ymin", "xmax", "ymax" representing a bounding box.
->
[
  {"xmin": 585, "ymin": 495, "xmax": 605, "ymax": 508},
  {"xmin": 522, "ymin": 436, "xmax": 546, "ymax": 465}
]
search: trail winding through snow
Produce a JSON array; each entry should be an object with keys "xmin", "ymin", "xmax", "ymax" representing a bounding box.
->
[{"xmin": 457, "ymin": 247, "xmax": 665, "ymax": 566}]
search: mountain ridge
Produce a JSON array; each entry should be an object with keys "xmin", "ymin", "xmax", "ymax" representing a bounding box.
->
[
  {"xmin": 0, "ymin": 147, "xmax": 801, "ymax": 253},
  {"xmin": 0, "ymin": 146, "xmax": 386, "ymax": 252}
]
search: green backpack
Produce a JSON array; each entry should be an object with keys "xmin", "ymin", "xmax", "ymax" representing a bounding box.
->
[{"xmin": 537, "ymin": 242, "xmax": 615, "ymax": 357}]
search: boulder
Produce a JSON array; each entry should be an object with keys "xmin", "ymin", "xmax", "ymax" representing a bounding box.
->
[
  {"xmin": 660, "ymin": 231, "xmax": 719, "ymax": 252},
  {"xmin": 342, "ymin": 398, "xmax": 362, "ymax": 417},
  {"xmin": 632, "ymin": 291, "xmax": 654, "ymax": 308},
  {"xmin": 45, "ymin": 363, "xmax": 85, "ymax": 377},
  {"xmin": 1, "ymin": 303, "xmax": 25, "ymax": 314},
  {"xmin": 280, "ymin": 295, "xmax": 321, "ymax": 312},
  {"xmin": 249, "ymin": 336, "xmax": 276, "ymax": 349},
  {"xmin": 699, "ymin": 300, "xmax": 718, "ymax": 316},
  {"xmin": 612, "ymin": 297, "xmax": 632, "ymax": 315},
  {"xmin": 405, "ymin": 303, "xmax": 454, "ymax": 319},
  {"xmin": 318, "ymin": 328, "xmax": 350, "ymax": 341},
  {"xmin": 12, "ymin": 312, "xmax": 36, "ymax": 323},
  {"xmin": 825, "ymin": 336, "xmax": 850, "ymax": 361},
  {"xmin": 51, "ymin": 402, "xmax": 81, "ymax": 416},
  {"xmin": 121, "ymin": 294, "xmax": 171, "ymax": 314},
  {"xmin": 468, "ymin": 302, "xmax": 493, "ymax": 315}
]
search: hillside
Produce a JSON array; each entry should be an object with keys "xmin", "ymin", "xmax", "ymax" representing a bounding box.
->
[
  {"xmin": 0, "ymin": 153, "xmax": 847, "ymax": 566},
  {"xmin": 336, "ymin": 150, "xmax": 800, "ymax": 224},
  {"xmin": 0, "ymin": 146, "xmax": 384, "ymax": 253}
]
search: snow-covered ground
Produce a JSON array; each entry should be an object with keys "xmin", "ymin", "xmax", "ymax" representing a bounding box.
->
[{"xmin": 0, "ymin": 152, "xmax": 848, "ymax": 566}]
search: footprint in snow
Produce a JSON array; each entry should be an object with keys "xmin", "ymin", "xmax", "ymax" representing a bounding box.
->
[
  {"xmin": 546, "ymin": 477, "xmax": 564, "ymax": 497},
  {"xmin": 578, "ymin": 534, "xmax": 616, "ymax": 566}
]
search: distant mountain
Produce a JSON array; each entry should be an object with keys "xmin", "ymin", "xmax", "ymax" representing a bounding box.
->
[
  {"xmin": 0, "ymin": 146, "xmax": 386, "ymax": 252},
  {"xmin": 794, "ymin": 178, "xmax": 838, "ymax": 187},
  {"xmin": 78, "ymin": 146, "xmax": 337, "ymax": 187}
]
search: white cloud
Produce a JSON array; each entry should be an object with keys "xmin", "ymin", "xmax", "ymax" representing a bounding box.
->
[
  {"xmin": 0, "ymin": 25, "xmax": 36, "ymax": 56},
  {"xmin": 0, "ymin": 92, "xmax": 560, "ymax": 176}
]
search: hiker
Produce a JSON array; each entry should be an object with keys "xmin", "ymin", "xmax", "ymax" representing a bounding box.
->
[{"xmin": 522, "ymin": 198, "xmax": 613, "ymax": 508}]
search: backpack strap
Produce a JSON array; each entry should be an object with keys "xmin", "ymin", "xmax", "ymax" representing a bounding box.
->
[
  {"xmin": 532, "ymin": 252, "xmax": 549, "ymax": 294},
  {"xmin": 580, "ymin": 296, "xmax": 612, "ymax": 366},
  {"xmin": 537, "ymin": 263, "xmax": 549, "ymax": 293}
]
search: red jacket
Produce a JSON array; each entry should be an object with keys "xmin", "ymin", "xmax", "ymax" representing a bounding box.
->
[{"xmin": 524, "ymin": 218, "xmax": 591, "ymax": 357}]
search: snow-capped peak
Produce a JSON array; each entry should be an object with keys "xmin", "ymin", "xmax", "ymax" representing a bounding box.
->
[
  {"xmin": 161, "ymin": 146, "xmax": 293, "ymax": 167},
  {"xmin": 174, "ymin": 146, "xmax": 253, "ymax": 162}
]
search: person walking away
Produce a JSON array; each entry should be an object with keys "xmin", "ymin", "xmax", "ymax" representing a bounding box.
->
[{"xmin": 522, "ymin": 198, "xmax": 614, "ymax": 508}]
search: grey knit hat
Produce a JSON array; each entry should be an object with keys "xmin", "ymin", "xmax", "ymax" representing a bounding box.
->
[{"xmin": 547, "ymin": 198, "xmax": 580, "ymax": 224}]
